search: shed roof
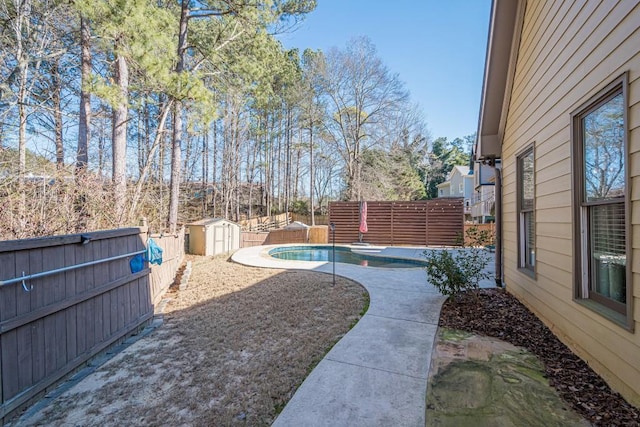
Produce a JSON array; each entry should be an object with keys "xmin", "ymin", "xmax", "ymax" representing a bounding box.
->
[{"xmin": 187, "ymin": 218, "xmax": 239, "ymax": 227}]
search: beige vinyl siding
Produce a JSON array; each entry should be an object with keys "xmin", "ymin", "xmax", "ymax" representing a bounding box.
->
[{"xmin": 500, "ymin": 0, "xmax": 640, "ymax": 405}]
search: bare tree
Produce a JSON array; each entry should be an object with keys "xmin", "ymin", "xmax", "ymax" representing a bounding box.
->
[{"xmin": 320, "ymin": 36, "xmax": 409, "ymax": 201}]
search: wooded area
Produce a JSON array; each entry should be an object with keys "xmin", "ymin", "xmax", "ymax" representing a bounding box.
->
[{"xmin": 0, "ymin": 0, "xmax": 474, "ymax": 241}]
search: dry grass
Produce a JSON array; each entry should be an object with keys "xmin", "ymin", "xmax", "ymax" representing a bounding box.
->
[{"xmin": 23, "ymin": 255, "xmax": 367, "ymax": 426}]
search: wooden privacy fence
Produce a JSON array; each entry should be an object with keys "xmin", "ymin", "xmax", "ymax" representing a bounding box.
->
[
  {"xmin": 240, "ymin": 232, "xmax": 269, "ymax": 248},
  {"xmin": 240, "ymin": 226, "xmax": 328, "ymax": 248},
  {"xmin": 0, "ymin": 226, "xmax": 183, "ymax": 421},
  {"xmin": 328, "ymin": 199, "xmax": 464, "ymax": 246},
  {"xmin": 238, "ymin": 213, "xmax": 290, "ymax": 232},
  {"xmin": 148, "ymin": 229, "xmax": 185, "ymax": 306},
  {"xmin": 290, "ymin": 213, "xmax": 329, "ymax": 226}
]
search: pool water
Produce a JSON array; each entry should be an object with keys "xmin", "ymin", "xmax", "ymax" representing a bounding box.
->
[{"xmin": 268, "ymin": 246, "xmax": 427, "ymax": 269}]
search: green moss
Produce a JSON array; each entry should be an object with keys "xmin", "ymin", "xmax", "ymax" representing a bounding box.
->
[
  {"xmin": 426, "ymin": 350, "xmax": 589, "ymax": 427},
  {"xmin": 439, "ymin": 328, "xmax": 473, "ymax": 342}
]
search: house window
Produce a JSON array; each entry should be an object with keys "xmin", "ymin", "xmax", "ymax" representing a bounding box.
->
[
  {"xmin": 459, "ymin": 183, "xmax": 463, "ymax": 193},
  {"xmin": 572, "ymin": 75, "xmax": 629, "ymax": 326},
  {"xmin": 517, "ymin": 146, "xmax": 535, "ymax": 273}
]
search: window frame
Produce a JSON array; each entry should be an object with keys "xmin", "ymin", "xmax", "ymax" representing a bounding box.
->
[
  {"xmin": 571, "ymin": 73, "xmax": 632, "ymax": 330},
  {"xmin": 516, "ymin": 144, "xmax": 536, "ymax": 276}
]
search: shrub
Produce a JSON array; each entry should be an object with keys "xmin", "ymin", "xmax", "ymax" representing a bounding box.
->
[
  {"xmin": 464, "ymin": 225, "xmax": 494, "ymax": 247},
  {"xmin": 423, "ymin": 247, "xmax": 492, "ymax": 298},
  {"xmin": 424, "ymin": 228, "xmax": 491, "ymax": 297}
]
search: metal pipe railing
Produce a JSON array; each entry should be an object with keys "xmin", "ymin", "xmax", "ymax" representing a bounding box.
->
[{"xmin": 0, "ymin": 249, "xmax": 147, "ymax": 289}]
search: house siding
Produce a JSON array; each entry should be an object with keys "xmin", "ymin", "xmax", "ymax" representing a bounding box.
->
[{"xmin": 501, "ymin": 0, "xmax": 640, "ymax": 404}]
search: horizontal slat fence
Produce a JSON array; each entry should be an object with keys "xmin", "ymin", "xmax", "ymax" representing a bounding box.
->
[
  {"xmin": 290, "ymin": 213, "xmax": 329, "ymax": 226},
  {"xmin": 0, "ymin": 226, "xmax": 181, "ymax": 422},
  {"xmin": 425, "ymin": 199, "xmax": 465, "ymax": 246},
  {"xmin": 328, "ymin": 199, "xmax": 464, "ymax": 246}
]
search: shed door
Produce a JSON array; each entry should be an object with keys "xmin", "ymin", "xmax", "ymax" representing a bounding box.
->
[
  {"xmin": 206, "ymin": 225, "xmax": 214, "ymax": 256},
  {"xmin": 213, "ymin": 225, "xmax": 223, "ymax": 255}
]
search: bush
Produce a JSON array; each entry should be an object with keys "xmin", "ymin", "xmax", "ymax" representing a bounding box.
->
[
  {"xmin": 426, "ymin": 226, "xmax": 496, "ymax": 298},
  {"xmin": 423, "ymin": 247, "xmax": 491, "ymax": 298},
  {"xmin": 464, "ymin": 225, "xmax": 494, "ymax": 247}
]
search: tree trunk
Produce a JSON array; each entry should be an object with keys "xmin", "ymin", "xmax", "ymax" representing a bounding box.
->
[
  {"xmin": 234, "ymin": 107, "xmax": 240, "ymax": 222},
  {"xmin": 284, "ymin": 107, "xmax": 291, "ymax": 221},
  {"xmin": 167, "ymin": 0, "xmax": 189, "ymax": 232},
  {"xmin": 309, "ymin": 123, "xmax": 314, "ymax": 225},
  {"xmin": 211, "ymin": 118, "xmax": 218, "ymax": 216},
  {"xmin": 112, "ymin": 50, "xmax": 129, "ymax": 226},
  {"xmin": 98, "ymin": 124, "xmax": 106, "ymax": 176},
  {"xmin": 52, "ymin": 59, "xmax": 64, "ymax": 169},
  {"xmin": 129, "ymin": 100, "xmax": 172, "ymax": 218},
  {"xmin": 17, "ymin": 60, "xmax": 28, "ymax": 178},
  {"xmin": 202, "ymin": 130, "xmax": 208, "ymax": 217},
  {"xmin": 76, "ymin": 15, "xmax": 91, "ymax": 174},
  {"xmin": 168, "ymin": 100, "xmax": 183, "ymax": 232}
]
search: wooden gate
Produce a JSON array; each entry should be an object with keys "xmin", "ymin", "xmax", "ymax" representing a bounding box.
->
[
  {"xmin": 328, "ymin": 199, "xmax": 464, "ymax": 246},
  {"xmin": 0, "ymin": 228, "xmax": 155, "ymax": 420}
]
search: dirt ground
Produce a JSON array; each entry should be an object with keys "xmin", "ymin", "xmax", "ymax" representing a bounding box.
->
[{"xmin": 19, "ymin": 255, "xmax": 368, "ymax": 426}]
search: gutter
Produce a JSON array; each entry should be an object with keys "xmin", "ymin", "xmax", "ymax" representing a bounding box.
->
[{"xmin": 494, "ymin": 163, "xmax": 503, "ymax": 287}]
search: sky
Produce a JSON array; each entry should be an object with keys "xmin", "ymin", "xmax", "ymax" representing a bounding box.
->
[{"xmin": 278, "ymin": 0, "xmax": 492, "ymax": 142}]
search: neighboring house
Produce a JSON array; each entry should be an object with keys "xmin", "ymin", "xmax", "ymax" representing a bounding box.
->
[
  {"xmin": 436, "ymin": 165, "xmax": 474, "ymax": 218},
  {"xmin": 436, "ymin": 180, "xmax": 450, "ymax": 198},
  {"xmin": 476, "ymin": 0, "xmax": 640, "ymax": 405},
  {"xmin": 470, "ymin": 161, "xmax": 497, "ymax": 224}
]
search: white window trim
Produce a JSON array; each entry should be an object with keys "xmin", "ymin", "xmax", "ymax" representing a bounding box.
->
[
  {"xmin": 516, "ymin": 144, "xmax": 535, "ymax": 276},
  {"xmin": 571, "ymin": 73, "xmax": 632, "ymax": 330}
]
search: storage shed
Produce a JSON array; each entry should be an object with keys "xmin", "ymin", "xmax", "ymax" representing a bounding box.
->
[{"xmin": 187, "ymin": 218, "xmax": 240, "ymax": 256}]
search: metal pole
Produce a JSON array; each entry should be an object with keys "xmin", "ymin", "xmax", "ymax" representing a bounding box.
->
[
  {"xmin": 330, "ymin": 222, "xmax": 336, "ymax": 286},
  {"xmin": 0, "ymin": 249, "xmax": 147, "ymax": 287}
]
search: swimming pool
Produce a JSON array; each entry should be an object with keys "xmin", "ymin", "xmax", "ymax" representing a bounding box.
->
[{"xmin": 268, "ymin": 245, "xmax": 428, "ymax": 269}]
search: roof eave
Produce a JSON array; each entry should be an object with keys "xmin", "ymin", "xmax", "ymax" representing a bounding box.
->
[{"xmin": 475, "ymin": 0, "xmax": 525, "ymax": 162}]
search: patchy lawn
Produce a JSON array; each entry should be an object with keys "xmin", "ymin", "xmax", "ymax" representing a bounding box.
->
[{"xmin": 21, "ymin": 255, "xmax": 368, "ymax": 426}]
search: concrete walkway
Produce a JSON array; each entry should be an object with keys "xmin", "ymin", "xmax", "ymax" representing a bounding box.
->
[{"xmin": 232, "ymin": 244, "xmax": 487, "ymax": 426}]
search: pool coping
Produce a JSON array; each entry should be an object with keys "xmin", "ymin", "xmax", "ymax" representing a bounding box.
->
[{"xmin": 264, "ymin": 244, "xmax": 435, "ymax": 269}]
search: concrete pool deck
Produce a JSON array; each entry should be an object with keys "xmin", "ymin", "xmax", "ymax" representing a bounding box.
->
[{"xmin": 231, "ymin": 244, "xmax": 495, "ymax": 426}]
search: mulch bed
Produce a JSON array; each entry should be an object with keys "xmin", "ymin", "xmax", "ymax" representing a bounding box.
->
[{"xmin": 439, "ymin": 288, "xmax": 639, "ymax": 427}]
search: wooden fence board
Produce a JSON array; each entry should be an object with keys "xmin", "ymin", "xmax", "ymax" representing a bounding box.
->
[
  {"xmin": 17, "ymin": 324, "xmax": 31, "ymax": 393},
  {"xmin": 53, "ymin": 311, "xmax": 66, "ymax": 377},
  {"xmin": 265, "ymin": 229, "xmax": 308, "ymax": 245},
  {"xmin": 63, "ymin": 245, "xmax": 76, "ymax": 364},
  {"xmin": 329, "ymin": 200, "xmax": 464, "ymax": 246},
  {"xmin": 0, "ymin": 252, "xmax": 17, "ymax": 321},
  {"xmin": 0, "ymin": 226, "xmax": 184, "ymax": 420},
  {"xmin": 0, "ymin": 228, "xmax": 147, "ymax": 253},
  {"xmin": 240, "ymin": 231, "xmax": 268, "ymax": 248},
  {"xmin": 1, "ymin": 332, "xmax": 17, "ymax": 401},
  {"xmin": 148, "ymin": 230, "xmax": 185, "ymax": 306},
  {"xmin": 15, "ymin": 252, "xmax": 31, "ymax": 316},
  {"xmin": 32, "ymin": 318, "xmax": 45, "ymax": 385},
  {"xmin": 91, "ymin": 241, "xmax": 102, "ymax": 347}
]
